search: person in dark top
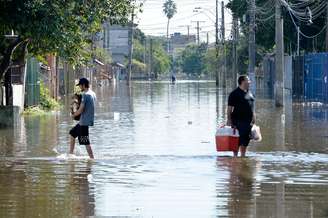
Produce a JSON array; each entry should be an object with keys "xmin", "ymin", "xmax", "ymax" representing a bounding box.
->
[{"xmin": 227, "ymin": 75, "xmax": 255, "ymax": 157}]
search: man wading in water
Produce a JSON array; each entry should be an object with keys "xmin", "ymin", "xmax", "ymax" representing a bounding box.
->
[
  {"xmin": 69, "ymin": 78, "xmax": 96, "ymax": 159},
  {"xmin": 227, "ymin": 75, "xmax": 255, "ymax": 157}
]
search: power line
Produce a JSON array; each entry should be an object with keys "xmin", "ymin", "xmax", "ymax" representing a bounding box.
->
[{"xmin": 287, "ymin": 9, "xmax": 327, "ymax": 39}]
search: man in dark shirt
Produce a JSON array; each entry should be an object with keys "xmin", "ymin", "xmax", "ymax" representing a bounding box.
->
[{"xmin": 227, "ymin": 75, "xmax": 255, "ymax": 157}]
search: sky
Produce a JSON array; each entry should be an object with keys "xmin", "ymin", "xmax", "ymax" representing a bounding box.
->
[{"xmin": 135, "ymin": 0, "xmax": 233, "ymax": 43}]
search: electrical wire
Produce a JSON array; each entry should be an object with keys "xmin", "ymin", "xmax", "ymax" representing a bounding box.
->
[{"xmin": 287, "ymin": 8, "xmax": 326, "ymax": 39}]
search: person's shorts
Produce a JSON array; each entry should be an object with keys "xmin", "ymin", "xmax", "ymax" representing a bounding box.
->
[
  {"xmin": 69, "ymin": 124, "xmax": 90, "ymax": 145},
  {"xmin": 234, "ymin": 121, "xmax": 252, "ymax": 147}
]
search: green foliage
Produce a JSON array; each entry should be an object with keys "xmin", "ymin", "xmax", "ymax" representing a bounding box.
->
[
  {"xmin": 133, "ymin": 28, "xmax": 146, "ymax": 43},
  {"xmin": 152, "ymin": 40, "xmax": 170, "ymax": 74},
  {"xmin": 132, "ymin": 59, "xmax": 146, "ymax": 74},
  {"xmin": 40, "ymin": 82, "xmax": 60, "ymax": 111},
  {"xmin": 131, "ymin": 29, "xmax": 171, "ymax": 75},
  {"xmin": 0, "ymin": 0, "xmax": 133, "ymax": 82},
  {"xmin": 203, "ymin": 48, "xmax": 218, "ymax": 76},
  {"xmin": 163, "ymin": 0, "xmax": 177, "ymax": 19},
  {"xmin": 93, "ymin": 47, "xmax": 112, "ymax": 64},
  {"xmin": 133, "ymin": 39, "xmax": 146, "ymax": 63},
  {"xmin": 22, "ymin": 106, "xmax": 47, "ymax": 116},
  {"xmin": 178, "ymin": 43, "xmax": 207, "ymax": 75}
]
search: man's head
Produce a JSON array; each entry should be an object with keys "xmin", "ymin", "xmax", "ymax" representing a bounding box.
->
[
  {"xmin": 76, "ymin": 78, "xmax": 89, "ymax": 91},
  {"xmin": 238, "ymin": 75, "xmax": 250, "ymax": 90}
]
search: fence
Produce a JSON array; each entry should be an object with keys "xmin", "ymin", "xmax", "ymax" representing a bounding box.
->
[
  {"xmin": 259, "ymin": 53, "xmax": 328, "ymax": 104},
  {"xmin": 304, "ymin": 53, "xmax": 328, "ymax": 103},
  {"xmin": 25, "ymin": 57, "xmax": 40, "ymax": 106}
]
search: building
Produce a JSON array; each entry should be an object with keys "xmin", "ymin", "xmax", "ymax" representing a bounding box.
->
[
  {"xmin": 170, "ymin": 32, "xmax": 197, "ymax": 54},
  {"xmin": 102, "ymin": 23, "xmax": 129, "ymax": 65},
  {"xmin": 101, "ymin": 23, "xmax": 131, "ymax": 81}
]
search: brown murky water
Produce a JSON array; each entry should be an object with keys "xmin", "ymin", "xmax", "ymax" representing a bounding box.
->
[{"xmin": 0, "ymin": 81, "xmax": 327, "ymax": 217}]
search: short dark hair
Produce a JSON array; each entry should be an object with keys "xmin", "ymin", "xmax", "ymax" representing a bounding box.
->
[
  {"xmin": 83, "ymin": 82, "xmax": 90, "ymax": 88},
  {"xmin": 238, "ymin": 75, "xmax": 248, "ymax": 85},
  {"xmin": 77, "ymin": 77, "xmax": 89, "ymax": 88}
]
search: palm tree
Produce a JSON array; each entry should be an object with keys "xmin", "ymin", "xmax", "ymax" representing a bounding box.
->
[{"xmin": 163, "ymin": 0, "xmax": 177, "ymax": 53}]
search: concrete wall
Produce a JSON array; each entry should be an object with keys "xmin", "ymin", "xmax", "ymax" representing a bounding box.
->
[
  {"xmin": 0, "ymin": 106, "xmax": 20, "ymax": 128},
  {"xmin": 12, "ymin": 85, "xmax": 25, "ymax": 113}
]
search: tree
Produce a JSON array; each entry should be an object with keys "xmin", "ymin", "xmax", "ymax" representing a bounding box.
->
[
  {"xmin": 132, "ymin": 31, "xmax": 171, "ymax": 77},
  {"xmin": 0, "ymin": 0, "xmax": 133, "ymax": 85},
  {"xmin": 152, "ymin": 43, "xmax": 170, "ymax": 76},
  {"xmin": 132, "ymin": 59, "xmax": 146, "ymax": 75},
  {"xmin": 163, "ymin": 0, "xmax": 177, "ymax": 52},
  {"xmin": 178, "ymin": 44, "xmax": 207, "ymax": 76}
]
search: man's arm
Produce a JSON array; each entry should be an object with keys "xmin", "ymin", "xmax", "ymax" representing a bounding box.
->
[
  {"xmin": 73, "ymin": 102, "xmax": 85, "ymax": 117},
  {"xmin": 227, "ymin": 106, "xmax": 233, "ymax": 126},
  {"xmin": 252, "ymin": 112, "xmax": 256, "ymax": 124}
]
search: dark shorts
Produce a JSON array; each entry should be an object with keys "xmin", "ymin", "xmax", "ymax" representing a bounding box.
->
[
  {"xmin": 233, "ymin": 121, "xmax": 252, "ymax": 147},
  {"xmin": 69, "ymin": 124, "xmax": 90, "ymax": 145}
]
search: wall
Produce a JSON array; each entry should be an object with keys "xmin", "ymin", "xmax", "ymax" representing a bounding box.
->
[{"xmin": 0, "ymin": 106, "xmax": 20, "ymax": 127}]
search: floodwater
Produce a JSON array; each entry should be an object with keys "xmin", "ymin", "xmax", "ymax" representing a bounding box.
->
[{"xmin": 0, "ymin": 81, "xmax": 327, "ymax": 218}]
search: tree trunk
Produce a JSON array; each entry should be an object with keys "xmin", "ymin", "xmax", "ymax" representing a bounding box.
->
[
  {"xmin": 0, "ymin": 51, "xmax": 12, "ymax": 106},
  {"xmin": 0, "ymin": 38, "xmax": 28, "ymax": 105},
  {"xmin": 0, "ymin": 38, "xmax": 25, "ymax": 83},
  {"xmin": 167, "ymin": 18, "xmax": 170, "ymax": 53}
]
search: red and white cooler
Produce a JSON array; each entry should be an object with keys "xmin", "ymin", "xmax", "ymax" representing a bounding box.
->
[{"xmin": 215, "ymin": 126, "xmax": 239, "ymax": 152}]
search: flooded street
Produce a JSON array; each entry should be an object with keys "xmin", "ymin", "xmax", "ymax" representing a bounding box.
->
[{"xmin": 0, "ymin": 81, "xmax": 327, "ymax": 217}]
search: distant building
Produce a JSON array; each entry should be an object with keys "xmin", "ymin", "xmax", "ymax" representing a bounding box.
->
[
  {"xmin": 170, "ymin": 32, "xmax": 196, "ymax": 54},
  {"xmin": 102, "ymin": 23, "xmax": 129, "ymax": 65}
]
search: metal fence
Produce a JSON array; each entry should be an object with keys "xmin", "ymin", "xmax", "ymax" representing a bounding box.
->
[
  {"xmin": 25, "ymin": 57, "xmax": 40, "ymax": 106},
  {"xmin": 258, "ymin": 53, "xmax": 328, "ymax": 104},
  {"xmin": 304, "ymin": 53, "xmax": 328, "ymax": 103}
]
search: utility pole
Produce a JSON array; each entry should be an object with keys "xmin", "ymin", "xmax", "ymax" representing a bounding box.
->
[
  {"xmin": 221, "ymin": 1, "xmax": 226, "ymax": 88},
  {"xmin": 207, "ymin": 32, "xmax": 209, "ymax": 45},
  {"xmin": 221, "ymin": 1, "xmax": 225, "ymax": 42},
  {"xmin": 192, "ymin": 21, "xmax": 205, "ymax": 45},
  {"xmin": 249, "ymin": 0, "xmax": 256, "ymax": 95},
  {"xmin": 297, "ymin": 26, "xmax": 300, "ymax": 55},
  {"xmin": 275, "ymin": 0, "xmax": 284, "ymax": 107},
  {"xmin": 187, "ymin": 25, "xmax": 190, "ymax": 38},
  {"xmin": 215, "ymin": 0, "xmax": 219, "ymax": 86},
  {"xmin": 232, "ymin": 16, "xmax": 238, "ymax": 87},
  {"xmin": 128, "ymin": 9, "xmax": 134, "ymax": 85},
  {"xmin": 144, "ymin": 38, "xmax": 147, "ymax": 74},
  {"xmin": 197, "ymin": 21, "xmax": 200, "ymax": 45},
  {"xmin": 150, "ymin": 38, "xmax": 153, "ymax": 79},
  {"xmin": 326, "ymin": 1, "xmax": 328, "ymax": 51}
]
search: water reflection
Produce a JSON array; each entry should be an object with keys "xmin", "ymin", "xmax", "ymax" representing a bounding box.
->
[
  {"xmin": 0, "ymin": 160, "xmax": 94, "ymax": 217},
  {"xmin": 68, "ymin": 161, "xmax": 95, "ymax": 217},
  {"xmin": 216, "ymin": 157, "xmax": 258, "ymax": 218}
]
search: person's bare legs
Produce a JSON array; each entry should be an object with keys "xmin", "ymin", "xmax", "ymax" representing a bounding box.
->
[
  {"xmin": 85, "ymin": 144, "xmax": 94, "ymax": 159},
  {"xmin": 233, "ymin": 150, "xmax": 239, "ymax": 157},
  {"xmin": 240, "ymin": 146, "xmax": 247, "ymax": 157},
  {"xmin": 69, "ymin": 136, "xmax": 75, "ymax": 154}
]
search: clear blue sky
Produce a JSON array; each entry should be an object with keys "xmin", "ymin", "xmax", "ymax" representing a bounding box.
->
[{"xmin": 136, "ymin": 0, "xmax": 232, "ymax": 43}]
